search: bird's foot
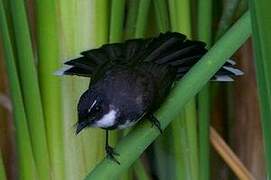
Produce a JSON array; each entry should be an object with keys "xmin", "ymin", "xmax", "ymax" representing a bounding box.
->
[
  {"xmin": 148, "ymin": 114, "xmax": 163, "ymax": 134},
  {"xmin": 105, "ymin": 145, "xmax": 120, "ymax": 165}
]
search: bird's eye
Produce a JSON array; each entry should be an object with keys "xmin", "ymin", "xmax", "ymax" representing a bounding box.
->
[{"xmin": 94, "ymin": 106, "xmax": 101, "ymax": 112}]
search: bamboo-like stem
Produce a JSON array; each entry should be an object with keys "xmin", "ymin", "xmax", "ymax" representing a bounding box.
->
[
  {"xmin": 197, "ymin": 1, "xmax": 212, "ymax": 180},
  {"xmin": 216, "ymin": 0, "xmax": 240, "ymax": 39},
  {"xmin": 169, "ymin": 0, "xmax": 199, "ymax": 179},
  {"xmin": 9, "ymin": 0, "xmax": 50, "ymax": 179},
  {"xmin": 168, "ymin": 0, "xmax": 177, "ymax": 31},
  {"xmin": 153, "ymin": 0, "xmax": 170, "ymax": 32},
  {"xmin": 248, "ymin": 0, "xmax": 271, "ymax": 178},
  {"xmin": 109, "ymin": 0, "xmax": 125, "ymax": 42},
  {"xmin": 152, "ymin": 1, "xmax": 171, "ymax": 178},
  {"xmin": 125, "ymin": 0, "xmax": 139, "ymax": 38},
  {"xmin": 133, "ymin": 159, "xmax": 150, "ymax": 180},
  {"xmin": 210, "ymin": 127, "xmax": 255, "ymax": 180},
  {"xmin": 59, "ymin": 0, "xmax": 102, "ymax": 179},
  {"xmin": 175, "ymin": 0, "xmax": 191, "ymax": 36},
  {"xmin": 85, "ymin": 11, "xmax": 251, "ymax": 179},
  {"xmin": 35, "ymin": 0, "xmax": 64, "ymax": 179},
  {"xmin": 0, "ymin": 1, "xmax": 37, "ymax": 179},
  {"xmin": 95, "ymin": 0, "xmax": 109, "ymax": 45},
  {"xmin": 134, "ymin": 0, "xmax": 151, "ymax": 38}
]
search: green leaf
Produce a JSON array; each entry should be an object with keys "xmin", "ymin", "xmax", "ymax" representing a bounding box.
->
[
  {"xmin": 249, "ymin": 0, "xmax": 271, "ymax": 178},
  {"xmin": 0, "ymin": 1, "xmax": 37, "ymax": 179},
  {"xmin": 9, "ymin": 0, "xmax": 50, "ymax": 179}
]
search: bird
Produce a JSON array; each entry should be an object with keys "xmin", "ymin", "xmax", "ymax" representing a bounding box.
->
[{"xmin": 56, "ymin": 32, "xmax": 243, "ymax": 164}]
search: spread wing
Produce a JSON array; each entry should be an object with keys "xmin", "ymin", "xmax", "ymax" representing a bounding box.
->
[{"xmin": 56, "ymin": 32, "xmax": 243, "ymax": 81}]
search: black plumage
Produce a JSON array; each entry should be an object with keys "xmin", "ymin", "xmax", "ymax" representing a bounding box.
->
[{"xmin": 57, "ymin": 32, "xmax": 243, "ymax": 163}]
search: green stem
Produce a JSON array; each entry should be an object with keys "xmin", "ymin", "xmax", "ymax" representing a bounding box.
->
[
  {"xmin": 249, "ymin": 0, "xmax": 271, "ymax": 178},
  {"xmin": 85, "ymin": 11, "xmax": 251, "ymax": 180},
  {"xmin": 9, "ymin": 0, "xmax": 50, "ymax": 179},
  {"xmin": 197, "ymin": 1, "xmax": 212, "ymax": 180},
  {"xmin": 133, "ymin": 160, "xmax": 150, "ymax": 180},
  {"xmin": 125, "ymin": 0, "xmax": 139, "ymax": 39},
  {"xmin": 35, "ymin": 0, "xmax": 64, "ymax": 179},
  {"xmin": 109, "ymin": 0, "xmax": 125, "ymax": 42},
  {"xmin": 134, "ymin": 0, "xmax": 151, "ymax": 38},
  {"xmin": 168, "ymin": 0, "xmax": 177, "ymax": 31},
  {"xmin": 216, "ymin": 0, "xmax": 240, "ymax": 39},
  {"xmin": 169, "ymin": 0, "xmax": 199, "ymax": 179},
  {"xmin": 95, "ymin": 0, "xmax": 109, "ymax": 45},
  {"xmin": 153, "ymin": 0, "xmax": 170, "ymax": 32},
  {"xmin": 0, "ymin": 1, "xmax": 37, "ymax": 179}
]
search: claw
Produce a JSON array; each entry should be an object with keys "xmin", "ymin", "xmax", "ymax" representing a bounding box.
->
[
  {"xmin": 106, "ymin": 145, "xmax": 120, "ymax": 164},
  {"xmin": 148, "ymin": 114, "xmax": 163, "ymax": 134}
]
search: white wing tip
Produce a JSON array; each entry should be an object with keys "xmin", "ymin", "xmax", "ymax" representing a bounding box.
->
[
  {"xmin": 226, "ymin": 59, "xmax": 236, "ymax": 65},
  {"xmin": 214, "ymin": 75, "xmax": 234, "ymax": 82},
  {"xmin": 54, "ymin": 66, "xmax": 72, "ymax": 76},
  {"xmin": 223, "ymin": 66, "xmax": 244, "ymax": 76}
]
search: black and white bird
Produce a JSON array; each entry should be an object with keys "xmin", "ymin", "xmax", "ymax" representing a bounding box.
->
[{"xmin": 56, "ymin": 32, "xmax": 243, "ymax": 163}]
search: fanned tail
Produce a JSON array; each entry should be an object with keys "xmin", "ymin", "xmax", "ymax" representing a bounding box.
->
[{"xmin": 56, "ymin": 32, "xmax": 243, "ymax": 81}]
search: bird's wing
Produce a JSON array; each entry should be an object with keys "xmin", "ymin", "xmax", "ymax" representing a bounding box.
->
[{"xmin": 56, "ymin": 32, "xmax": 243, "ymax": 81}]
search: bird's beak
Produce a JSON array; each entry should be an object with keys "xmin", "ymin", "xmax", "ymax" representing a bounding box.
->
[{"xmin": 76, "ymin": 121, "xmax": 88, "ymax": 135}]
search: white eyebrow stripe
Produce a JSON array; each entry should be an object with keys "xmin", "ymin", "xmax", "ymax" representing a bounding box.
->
[{"xmin": 88, "ymin": 100, "xmax": 97, "ymax": 112}]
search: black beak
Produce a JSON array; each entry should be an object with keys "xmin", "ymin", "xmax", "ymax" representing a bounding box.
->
[{"xmin": 76, "ymin": 121, "xmax": 88, "ymax": 135}]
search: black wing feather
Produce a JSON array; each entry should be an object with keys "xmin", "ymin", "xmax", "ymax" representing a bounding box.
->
[{"xmin": 59, "ymin": 32, "xmax": 243, "ymax": 81}]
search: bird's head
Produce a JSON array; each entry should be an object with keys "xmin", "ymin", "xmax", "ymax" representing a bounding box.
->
[{"xmin": 75, "ymin": 89, "xmax": 119, "ymax": 134}]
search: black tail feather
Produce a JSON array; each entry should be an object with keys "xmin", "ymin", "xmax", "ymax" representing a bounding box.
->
[
  {"xmin": 58, "ymin": 32, "xmax": 243, "ymax": 81},
  {"xmin": 125, "ymin": 39, "xmax": 147, "ymax": 61},
  {"xmin": 64, "ymin": 57, "xmax": 96, "ymax": 71},
  {"xmin": 102, "ymin": 43, "xmax": 124, "ymax": 60},
  {"xmin": 81, "ymin": 48, "xmax": 109, "ymax": 65},
  {"xmin": 62, "ymin": 67, "xmax": 92, "ymax": 77}
]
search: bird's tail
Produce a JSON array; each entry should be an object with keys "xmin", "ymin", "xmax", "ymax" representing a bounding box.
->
[
  {"xmin": 136, "ymin": 32, "xmax": 243, "ymax": 81},
  {"xmin": 55, "ymin": 32, "xmax": 243, "ymax": 81}
]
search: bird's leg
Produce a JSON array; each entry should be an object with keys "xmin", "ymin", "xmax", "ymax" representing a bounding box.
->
[
  {"xmin": 148, "ymin": 114, "xmax": 163, "ymax": 134},
  {"xmin": 105, "ymin": 130, "xmax": 120, "ymax": 164}
]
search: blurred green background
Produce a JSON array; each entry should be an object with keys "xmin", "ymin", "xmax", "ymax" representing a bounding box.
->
[{"xmin": 0, "ymin": 0, "xmax": 270, "ymax": 179}]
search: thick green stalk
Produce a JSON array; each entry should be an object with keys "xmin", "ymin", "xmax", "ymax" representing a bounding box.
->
[
  {"xmin": 197, "ymin": 1, "xmax": 212, "ymax": 180},
  {"xmin": 59, "ymin": 0, "xmax": 96, "ymax": 179},
  {"xmin": 0, "ymin": 1, "xmax": 37, "ymax": 179},
  {"xmin": 249, "ymin": 1, "xmax": 271, "ymax": 178},
  {"xmin": 9, "ymin": 0, "xmax": 50, "ymax": 179},
  {"xmin": 184, "ymin": 100, "xmax": 199, "ymax": 180},
  {"xmin": 169, "ymin": 0, "xmax": 199, "ymax": 179},
  {"xmin": 153, "ymin": 0, "xmax": 170, "ymax": 32},
  {"xmin": 86, "ymin": 11, "xmax": 251, "ymax": 180},
  {"xmin": 134, "ymin": 0, "xmax": 151, "ymax": 38},
  {"xmin": 133, "ymin": 160, "xmax": 150, "ymax": 180},
  {"xmin": 109, "ymin": 0, "xmax": 125, "ymax": 42},
  {"xmin": 0, "ymin": 151, "xmax": 6, "ymax": 180},
  {"xmin": 216, "ymin": 0, "xmax": 240, "ymax": 39},
  {"xmin": 198, "ymin": 0, "xmax": 212, "ymax": 45},
  {"xmin": 125, "ymin": 0, "xmax": 139, "ymax": 38},
  {"xmin": 175, "ymin": 0, "xmax": 191, "ymax": 36},
  {"xmin": 152, "ymin": 1, "xmax": 171, "ymax": 178},
  {"xmin": 35, "ymin": 0, "xmax": 64, "ymax": 179},
  {"xmin": 95, "ymin": 0, "xmax": 109, "ymax": 45},
  {"xmin": 171, "ymin": 113, "xmax": 187, "ymax": 180},
  {"xmin": 168, "ymin": 0, "xmax": 177, "ymax": 31}
]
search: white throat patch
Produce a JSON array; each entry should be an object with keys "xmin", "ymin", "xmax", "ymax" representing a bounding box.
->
[{"xmin": 95, "ymin": 109, "xmax": 117, "ymax": 128}]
